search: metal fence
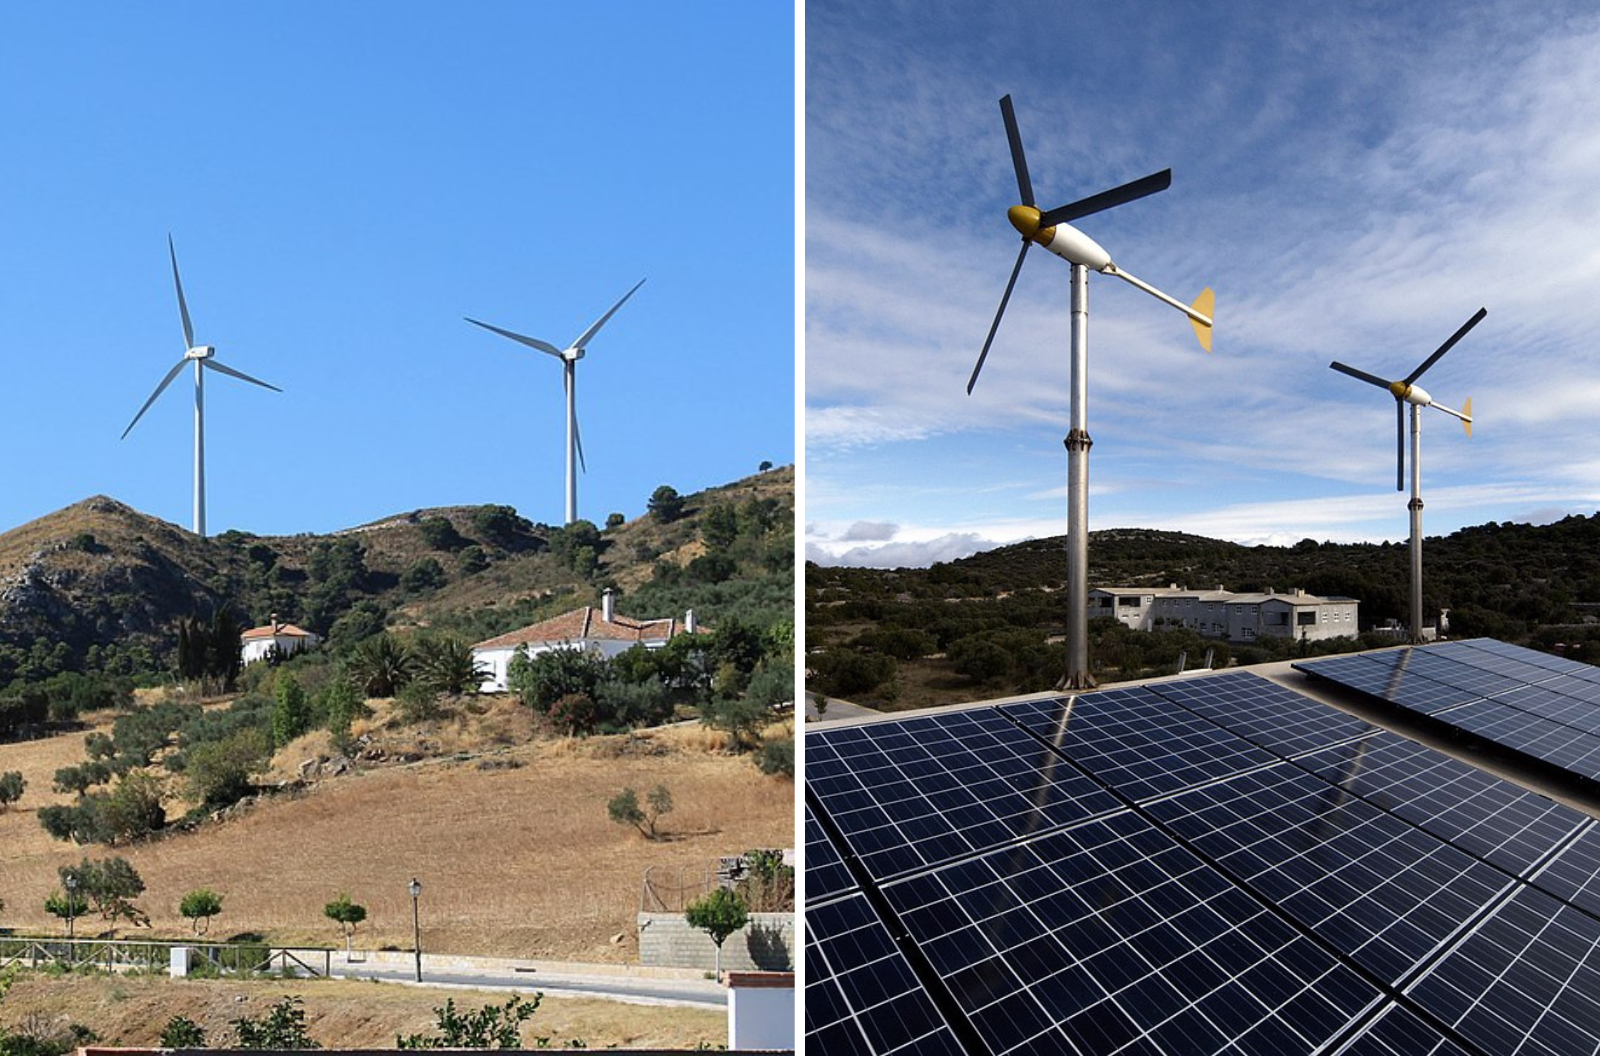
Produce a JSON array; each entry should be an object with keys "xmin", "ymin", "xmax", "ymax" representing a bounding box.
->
[{"xmin": 0, "ymin": 935, "xmax": 333, "ymax": 977}]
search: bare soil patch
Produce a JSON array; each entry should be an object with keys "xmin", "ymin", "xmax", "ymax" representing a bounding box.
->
[{"xmin": 0, "ymin": 972, "xmax": 722, "ymax": 1049}]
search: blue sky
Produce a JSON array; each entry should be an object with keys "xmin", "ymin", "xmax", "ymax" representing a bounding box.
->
[
  {"xmin": 805, "ymin": 0, "xmax": 1600, "ymax": 567},
  {"xmin": 0, "ymin": 3, "xmax": 793, "ymax": 538}
]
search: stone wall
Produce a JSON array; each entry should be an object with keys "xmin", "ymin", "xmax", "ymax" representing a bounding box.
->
[{"xmin": 637, "ymin": 912, "xmax": 793, "ymax": 972}]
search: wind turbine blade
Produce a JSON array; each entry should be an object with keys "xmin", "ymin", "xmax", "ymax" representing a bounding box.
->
[
  {"xmin": 464, "ymin": 317, "xmax": 565, "ymax": 359},
  {"xmin": 203, "ymin": 359, "xmax": 283, "ymax": 392},
  {"xmin": 968, "ymin": 241, "xmax": 1029, "ymax": 394},
  {"xmin": 1189, "ymin": 287, "xmax": 1215, "ymax": 353},
  {"xmin": 1396, "ymin": 400, "xmax": 1405, "ymax": 492},
  {"xmin": 570, "ymin": 278, "xmax": 646, "ymax": 350},
  {"xmin": 121, "ymin": 359, "xmax": 188, "ymax": 439},
  {"xmin": 999, "ymin": 94, "xmax": 1034, "ymax": 208},
  {"xmin": 169, "ymin": 234, "xmax": 195, "ymax": 349},
  {"xmin": 1330, "ymin": 361, "xmax": 1393, "ymax": 390},
  {"xmin": 1038, "ymin": 169, "xmax": 1172, "ymax": 228},
  {"xmin": 1406, "ymin": 306, "xmax": 1487, "ymax": 383},
  {"xmin": 574, "ymin": 410, "xmax": 588, "ymax": 474}
]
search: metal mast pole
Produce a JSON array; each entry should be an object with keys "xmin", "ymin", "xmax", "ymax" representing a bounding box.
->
[
  {"xmin": 194, "ymin": 359, "xmax": 206, "ymax": 538},
  {"xmin": 564, "ymin": 360, "xmax": 578, "ymax": 525},
  {"xmin": 1408, "ymin": 403, "xmax": 1424, "ymax": 644},
  {"xmin": 1064, "ymin": 263, "xmax": 1095, "ymax": 689}
]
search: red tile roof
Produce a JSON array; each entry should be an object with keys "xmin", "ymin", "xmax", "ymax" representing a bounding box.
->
[
  {"xmin": 241, "ymin": 623, "xmax": 317, "ymax": 641},
  {"xmin": 472, "ymin": 606, "xmax": 697, "ymax": 651}
]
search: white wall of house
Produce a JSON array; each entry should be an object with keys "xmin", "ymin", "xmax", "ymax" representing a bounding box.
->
[
  {"xmin": 474, "ymin": 637, "xmax": 665, "ymax": 693},
  {"xmin": 241, "ymin": 633, "xmax": 320, "ymax": 666},
  {"xmin": 1095, "ymin": 586, "xmax": 1360, "ymax": 645}
]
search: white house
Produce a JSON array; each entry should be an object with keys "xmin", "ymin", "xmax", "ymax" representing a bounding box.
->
[
  {"xmin": 240, "ymin": 616, "xmax": 323, "ymax": 665},
  {"xmin": 472, "ymin": 588, "xmax": 701, "ymax": 692},
  {"xmin": 1090, "ymin": 585, "xmax": 1359, "ymax": 644}
]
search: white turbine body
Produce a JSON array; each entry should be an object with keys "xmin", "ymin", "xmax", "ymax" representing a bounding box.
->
[
  {"xmin": 1330, "ymin": 307, "xmax": 1484, "ymax": 644},
  {"xmin": 968, "ymin": 96, "xmax": 1214, "ymax": 689},
  {"xmin": 466, "ymin": 278, "xmax": 645, "ymax": 526},
  {"xmin": 121, "ymin": 237, "xmax": 281, "ymax": 538}
]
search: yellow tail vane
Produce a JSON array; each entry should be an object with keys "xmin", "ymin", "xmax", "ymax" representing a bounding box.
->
[
  {"xmin": 1463, "ymin": 396, "xmax": 1473, "ymax": 439},
  {"xmin": 1189, "ymin": 286, "xmax": 1215, "ymax": 352}
]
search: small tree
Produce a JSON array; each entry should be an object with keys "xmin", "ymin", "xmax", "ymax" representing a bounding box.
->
[
  {"xmin": 324, "ymin": 893, "xmax": 368, "ymax": 956},
  {"xmin": 395, "ymin": 995, "xmax": 541, "ymax": 1049},
  {"xmin": 62, "ymin": 857, "xmax": 148, "ymax": 931},
  {"xmin": 43, "ymin": 888, "xmax": 89, "ymax": 933},
  {"xmin": 160, "ymin": 1016, "xmax": 207, "ymax": 1047},
  {"xmin": 0, "ymin": 771, "xmax": 24, "ymax": 811},
  {"xmin": 178, "ymin": 888, "xmax": 223, "ymax": 936},
  {"xmin": 606, "ymin": 785, "xmax": 673, "ymax": 840},
  {"xmin": 685, "ymin": 886, "xmax": 750, "ymax": 979},
  {"xmin": 647, "ymin": 485, "xmax": 685, "ymax": 523},
  {"xmin": 273, "ymin": 674, "xmax": 312, "ymax": 747},
  {"xmin": 231, "ymin": 996, "xmax": 320, "ymax": 1049},
  {"xmin": 185, "ymin": 727, "xmax": 271, "ymax": 810}
]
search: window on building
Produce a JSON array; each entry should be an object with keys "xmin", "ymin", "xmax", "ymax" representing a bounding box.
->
[{"xmin": 1298, "ymin": 611, "xmax": 1317, "ymax": 626}]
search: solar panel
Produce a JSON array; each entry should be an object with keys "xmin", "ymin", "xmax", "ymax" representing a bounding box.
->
[
  {"xmin": 1437, "ymin": 698, "xmax": 1600, "ymax": 782},
  {"xmin": 1528, "ymin": 821, "xmax": 1600, "ymax": 917},
  {"xmin": 1147, "ymin": 670, "xmax": 1375, "ymax": 757},
  {"xmin": 879, "ymin": 810, "xmax": 1390, "ymax": 1055},
  {"xmin": 1450, "ymin": 637, "xmax": 1600, "ymax": 682},
  {"xmin": 1336, "ymin": 1003, "xmax": 1477, "ymax": 1056},
  {"xmin": 1000, "ymin": 685, "xmax": 1279, "ymax": 802},
  {"xmin": 1406, "ymin": 886, "xmax": 1600, "ymax": 1056},
  {"xmin": 806, "ymin": 799, "xmax": 858, "ymax": 902},
  {"xmin": 807, "ymin": 707, "xmax": 1121, "ymax": 881},
  {"xmin": 805, "ymin": 892, "xmax": 968, "ymax": 1056},
  {"xmin": 1294, "ymin": 651, "xmax": 1478, "ymax": 714},
  {"xmin": 1298, "ymin": 730, "xmax": 1589, "ymax": 876},
  {"xmin": 1142, "ymin": 762, "xmax": 1511, "ymax": 986}
]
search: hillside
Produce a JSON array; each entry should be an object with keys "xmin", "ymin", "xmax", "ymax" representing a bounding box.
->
[
  {"xmin": 806, "ymin": 514, "xmax": 1600, "ymax": 709},
  {"xmin": 0, "ymin": 466, "xmax": 793, "ymax": 685}
]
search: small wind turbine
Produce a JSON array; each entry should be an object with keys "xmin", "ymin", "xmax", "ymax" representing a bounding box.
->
[
  {"xmin": 466, "ymin": 279, "xmax": 645, "ymax": 526},
  {"xmin": 1331, "ymin": 307, "xmax": 1484, "ymax": 644},
  {"xmin": 967, "ymin": 94, "xmax": 1214, "ymax": 689},
  {"xmin": 121, "ymin": 236, "xmax": 282, "ymax": 538}
]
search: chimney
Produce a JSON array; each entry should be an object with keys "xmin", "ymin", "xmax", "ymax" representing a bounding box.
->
[
  {"xmin": 685, "ymin": 609, "xmax": 697, "ymax": 634},
  {"xmin": 601, "ymin": 588, "xmax": 615, "ymax": 623},
  {"xmin": 270, "ymin": 612, "xmax": 281, "ymax": 633}
]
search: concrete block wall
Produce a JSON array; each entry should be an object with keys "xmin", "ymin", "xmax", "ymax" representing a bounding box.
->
[{"xmin": 637, "ymin": 912, "xmax": 793, "ymax": 972}]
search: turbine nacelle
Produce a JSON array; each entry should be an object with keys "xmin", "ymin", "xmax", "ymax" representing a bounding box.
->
[
  {"xmin": 185, "ymin": 345, "xmax": 216, "ymax": 361},
  {"xmin": 1009, "ymin": 206, "xmax": 1112, "ymax": 271}
]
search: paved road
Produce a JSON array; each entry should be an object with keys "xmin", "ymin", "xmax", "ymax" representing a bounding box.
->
[{"xmin": 331, "ymin": 960, "xmax": 726, "ymax": 1010}]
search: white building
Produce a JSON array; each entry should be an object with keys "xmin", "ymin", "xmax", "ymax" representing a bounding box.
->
[
  {"xmin": 240, "ymin": 617, "xmax": 323, "ymax": 665},
  {"xmin": 1090, "ymin": 585, "xmax": 1359, "ymax": 644},
  {"xmin": 471, "ymin": 588, "xmax": 700, "ymax": 692}
]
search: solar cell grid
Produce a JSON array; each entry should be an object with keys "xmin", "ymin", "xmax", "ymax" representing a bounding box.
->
[
  {"xmin": 1453, "ymin": 638, "xmax": 1600, "ymax": 681},
  {"xmin": 1294, "ymin": 652, "xmax": 1478, "ymax": 714},
  {"xmin": 1142, "ymin": 763, "xmax": 1511, "ymax": 986},
  {"xmin": 806, "ymin": 800, "xmax": 858, "ymax": 903},
  {"xmin": 805, "ymin": 892, "xmax": 968, "ymax": 1056},
  {"xmin": 1486, "ymin": 677, "xmax": 1600, "ymax": 737},
  {"xmin": 1441, "ymin": 699, "xmax": 1600, "ymax": 782},
  {"xmin": 1298, "ymin": 731, "xmax": 1588, "ymax": 876},
  {"xmin": 1336, "ymin": 1004, "xmax": 1475, "ymax": 1056},
  {"xmin": 807, "ymin": 708, "xmax": 1121, "ymax": 881},
  {"xmin": 1001, "ymin": 686, "xmax": 1279, "ymax": 802},
  {"xmin": 1529, "ymin": 821, "xmax": 1600, "ymax": 918},
  {"xmin": 1147, "ymin": 670, "xmax": 1375, "ymax": 757},
  {"xmin": 1407, "ymin": 886, "xmax": 1600, "ymax": 1056},
  {"xmin": 880, "ymin": 810, "xmax": 1387, "ymax": 1056}
]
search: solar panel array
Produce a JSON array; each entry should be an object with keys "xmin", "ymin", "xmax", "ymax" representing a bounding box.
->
[
  {"xmin": 806, "ymin": 656, "xmax": 1600, "ymax": 1055},
  {"xmin": 1294, "ymin": 639, "xmax": 1600, "ymax": 782}
]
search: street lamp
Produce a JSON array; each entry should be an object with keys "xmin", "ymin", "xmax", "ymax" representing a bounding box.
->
[
  {"xmin": 408, "ymin": 878, "xmax": 423, "ymax": 982},
  {"xmin": 64, "ymin": 874, "xmax": 78, "ymax": 941}
]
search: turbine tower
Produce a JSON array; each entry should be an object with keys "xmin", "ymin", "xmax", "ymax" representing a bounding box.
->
[
  {"xmin": 967, "ymin": 94, "xmax": 1214, "ymax": 689},
  {"xmin": 1331, "ymin": 307, "xmax": 1483, "ymax": 644},
  {"xmin": 466, "ymin": 279, "xmax": 646, "ymax": 526},
  {"xmin": 122, "ymin": 236, "xmax": 282, "ymax": 538}
]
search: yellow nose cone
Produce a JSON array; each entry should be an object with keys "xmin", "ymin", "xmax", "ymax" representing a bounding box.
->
[
  {"xmin": 1389, "ymin": 380, "xmax": 1410, "ymax": 400},
  {"xmin": 1008, "ymin": 205, "xmax": 1042, "ymax": 238}
]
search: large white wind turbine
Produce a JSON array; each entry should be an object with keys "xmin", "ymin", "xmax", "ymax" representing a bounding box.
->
[
  {"xmin": 121, "ymin": 236, "xmax": 282, "ymax": 538},
  {"xmin": 1331, "ymin": 307, "xmax": 1484, "ymax": 644},
  {"xmin": 465, "ymin": 279, "xmax": 645, "ymax": 525},
  {"xmin": 967, "ymin": 94, "xmax": 1214, "ymax": 689}
]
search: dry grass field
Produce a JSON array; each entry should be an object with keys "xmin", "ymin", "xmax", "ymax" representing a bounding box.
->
[
  {"xmin": 0, "ymin": 973, "xmax": 723, "ymax": 1049},
  {"xmin": 0, "ymin": 699, "xmax": 794, "ymax": 962}
]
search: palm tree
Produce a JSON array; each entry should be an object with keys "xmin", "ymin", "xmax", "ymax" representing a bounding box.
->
[
  {"xmin": 349, "ymin": 635, "xmax": 414, "ymax": 697},
  {"xmin": 413, "ymin": 636, "xmax": 487, "ymax": 695}
]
